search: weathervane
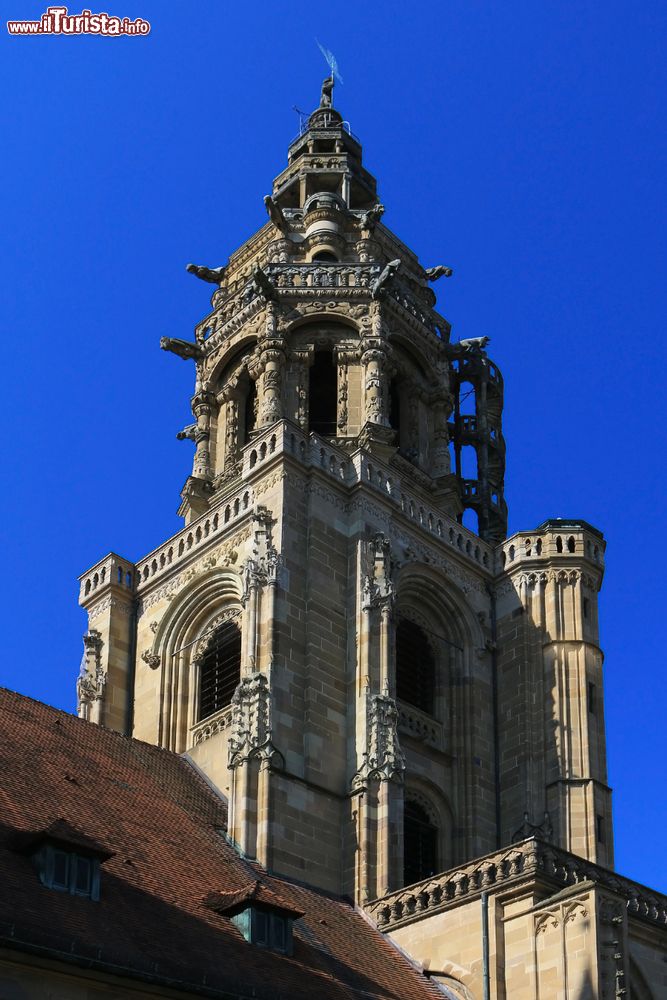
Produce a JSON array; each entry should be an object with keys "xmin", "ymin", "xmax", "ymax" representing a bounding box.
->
[{"xmin": 316, "ymin": 40, "xmax": 343, "ymax": 108}]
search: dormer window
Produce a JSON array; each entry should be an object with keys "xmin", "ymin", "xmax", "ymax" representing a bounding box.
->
[
  {"xmin": 205, "ymin": 880, "xmax": 304, "ymax": 955},
  {"xmin": 34, "ymin": 843, "xmax": 101, "ymax": 900},
  {"xmin": 231, "ymin": 906, "xmax": 293, "ymax": 954},
  {"xmin": 12, "ymin": 818, "xmax": 112, "ymax": 902}
]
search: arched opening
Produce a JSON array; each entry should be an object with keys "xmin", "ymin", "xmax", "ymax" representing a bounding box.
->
[
  {"xmin": 308, "ymin": 350, "xmax": 337, "ymax": 435},
  {"xmin": 198, "ymin": 619, "xmax": 241, "ymax": 721},
  {"xmin": 460, "ymin": 445, "xmax": 477, "ymax": 480},
  {"xmin": 312, "ymin": 251, "xmax": 338, "ymax": 263},
  {"xmin": 458, "ymin": 380, "xmax": 476, "ymax": 417},
  {"xmin": 396, "ymin": 619, "xmax": 435, "ymax": 715},
  {"xmin": 403, "ymin": 800, "xmax": 438, "ymax": 886}
]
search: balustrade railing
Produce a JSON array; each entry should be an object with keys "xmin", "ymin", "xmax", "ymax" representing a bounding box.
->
[
  {"xmin": 397, "ymin": 702, "xmax": 442, "ymax": 750},
  {"xmin": 81, "ymin": 421, "xmax": 496, "ymax": 606},
  {"xmin": 366, "ymin": 838, "xmax": 667, "ymax": 931},
  {"xmin": 191, "ymin": 705, "xmax": 233, "ymax": 747},
  {"xmin": 265, "ymin": 262, "xmax": 379, "ymax": 290}
]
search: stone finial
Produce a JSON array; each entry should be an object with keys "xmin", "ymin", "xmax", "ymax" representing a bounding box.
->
[{"xmin": 76, "ymin": 629, "xmax": 105, "ymax": 722}]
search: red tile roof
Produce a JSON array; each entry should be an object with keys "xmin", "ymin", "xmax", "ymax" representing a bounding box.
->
[
  {"xmin": 0, "ymin": 687, "xmax": 442, "ymax": 1000},
  {"xmin": 205, "ymin": 881, "xmax": 306, "ymax": 918}
]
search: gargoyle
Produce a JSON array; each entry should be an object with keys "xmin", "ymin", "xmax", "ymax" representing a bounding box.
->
[
  {"xmin": 176, "ymin": 422, "xmax": 197, "ymax": 441},
  {"xmin": 360, "ymin": 203, "xmax": 385, "ymax": 232},
  {"xmin": 457, "ymin": 336, "xmax": 490, "ymax": 353},
  {"xmin": 177, "ymin": 422, "xmax": 208, "ymax": 444},
  {"xmin": 371, "ymin": 258, "xmax": 401, "ymax": 300},
  {"xmin": 264, "ymin": 195, "xmax": 288, "ymax": 233},
  {"xmin": 160, "ymin": 337, "xmax": 204, "ymax": 361},
  {"xmin": 186, "ymin": 262, "xmax": 227, "ymax": 284},
  {"xmin": 245, "ymin": 264, "xmax": 277, "ymax": 303},
  {"xmin": 425, "ymin": 265, "xmax": 454, "ymax": 281}
]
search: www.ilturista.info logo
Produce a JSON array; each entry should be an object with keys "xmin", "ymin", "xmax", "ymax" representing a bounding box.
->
[{"xmin": 7, "ymin": 6, "xmax": 150, "ymax": 35}]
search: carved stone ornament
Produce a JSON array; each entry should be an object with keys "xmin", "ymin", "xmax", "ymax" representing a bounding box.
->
[
  {"xmin": 362, "ymin": 533, "xmax": 395, "ymax": 610},
  {"xmin": 141, "ymin": 649, "xmax": 161, "ymax": 670},
  {"xmin": 228, "ymin": 672, "xmax": 281, "ymax": 766},
  {"xmin": 76, "ymin": 629, "xmax": 105, "ymax": 720},
  {"xmin": 511, "ymin": 810, "xmax": 553, "ymax": 844},
  {"xmin": 241, "ymin": 507, "xmax": 282, "ymax": 601},
  {"xmin": 351, "ymin": 694, "xmax": 406, "ymax": 790}
]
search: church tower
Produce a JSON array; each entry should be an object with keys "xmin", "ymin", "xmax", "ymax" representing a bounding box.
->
[{"xmin": 77, "ymin": 80, "xmax": 611, "ymax": 905}]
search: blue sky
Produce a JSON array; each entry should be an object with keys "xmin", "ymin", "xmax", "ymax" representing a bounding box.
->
[{"xmin": 1, "ymin": 2, "xmax": 665, "ymax": 890}]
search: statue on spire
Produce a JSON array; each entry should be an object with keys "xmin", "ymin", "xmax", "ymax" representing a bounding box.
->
[
  {"xmin": 316, "ymin": 41, "xmax": 342, "ymax": 109},
  {"xmin": 320, "ymin": 76, "xmax": 334, "ymax": 108}
]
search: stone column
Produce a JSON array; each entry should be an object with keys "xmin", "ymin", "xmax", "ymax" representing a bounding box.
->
[
  {"xmin": 356, "ymin": 238, "xmax": 380, "ymax": 263},
  {"xmin": 361, "ymin": 346, "xmax": 389, "ymax": 426},
  {"xmin": 379, "ymin": 599, "xmax": 392, "ymax": 696},
  {"xmin": 430, "ymin": 392, "xmax": 453, "ymax": 478},
  {"xmin": 377, "ymin": 778, "xmax": 403, "ymax": 897},
  {"xmin": 360, "ymin": 781, "xmax": 378, "ymax": 903},
  {"xmin": 256, "ymin": 755, "xmax": 272, "ymax": 869},
  {"xmin": 336, "ymin": 352, "xmax": 349, "ymax": 435},
  {"xmin": 289, "ymin": 348, "xmax": 312, "ymax": 431},
  {"xmin": 263, "ymin": 547, "xmax": 280, "ymax": 673},
  {"xmin": 268, "ymin": 238, "xmax": 292, "ymax": 264},
  {"xmin": 241, "ymin": 559, "xmax": 260, "ymax": 674},
  {"xmin": 257, "ymin": 344, "xmax": 286, "ymax": 427},
  {"xmin": 191, "ymin": 391, "xmax": 215, "ymax": 480},
  {"xmin": 220, "ymin": 382, "xmax": 242, "ymax": 474}
]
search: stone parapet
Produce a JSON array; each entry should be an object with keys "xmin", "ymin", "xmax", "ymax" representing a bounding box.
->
[
  {"xmin": 80, "ymin": 421, "xmax": 495, "ymax": 613},
  {"xmin": 366, "ymin": 837, "xmax": 667, "ymax": 933},
  {"xmin": 78, "ymin": 552, "xmax": 136, "ymax": 608},
  {"xmin": 499, "ymin": 520, "xmax": 605, "ymax": 576}
]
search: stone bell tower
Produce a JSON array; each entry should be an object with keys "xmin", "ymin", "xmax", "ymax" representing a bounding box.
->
[{"xmin": 77, "ymin": 79, "xmax": 611, "ymax": 906}]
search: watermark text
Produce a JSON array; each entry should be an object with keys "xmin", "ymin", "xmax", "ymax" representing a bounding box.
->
[{"xmin": 7, "ymin": 6, "xmax": 150, "ymax": 35}]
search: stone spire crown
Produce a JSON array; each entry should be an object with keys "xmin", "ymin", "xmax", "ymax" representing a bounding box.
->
[{"xmin": 272, "ymin": 84, "xmax": 379, "ymax": 214}]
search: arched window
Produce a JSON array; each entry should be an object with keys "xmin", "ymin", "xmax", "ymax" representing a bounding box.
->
[
  {"xmin": 403, "ymin": 800, "xmax": 438, "ymax": 885},
  {"xmin": 312, "ymin": 251, "xmax": 338, "ymax": 263},
  {"xmin": 396, "ymin": 619, "xmax": 435, "ymax": 715},
  {"xmin": 198, "ymin": 619, "xmax": 241, "ymax": 721},
  {"xmin": 308, "ymin": 350, "xmax": 337, "ymax": 436}
]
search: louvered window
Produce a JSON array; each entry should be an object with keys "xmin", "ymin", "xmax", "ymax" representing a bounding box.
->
[
  {"xmin": 403, "ymin": 801, "xmax": 437, "ymax": 886},
  {"xmin": 198, "ymin": 620, "xmax": 242, "ymax": 721},
  {"xmin": 396, "ymin": 619, "xmax": 435, "ymax": 715}
]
